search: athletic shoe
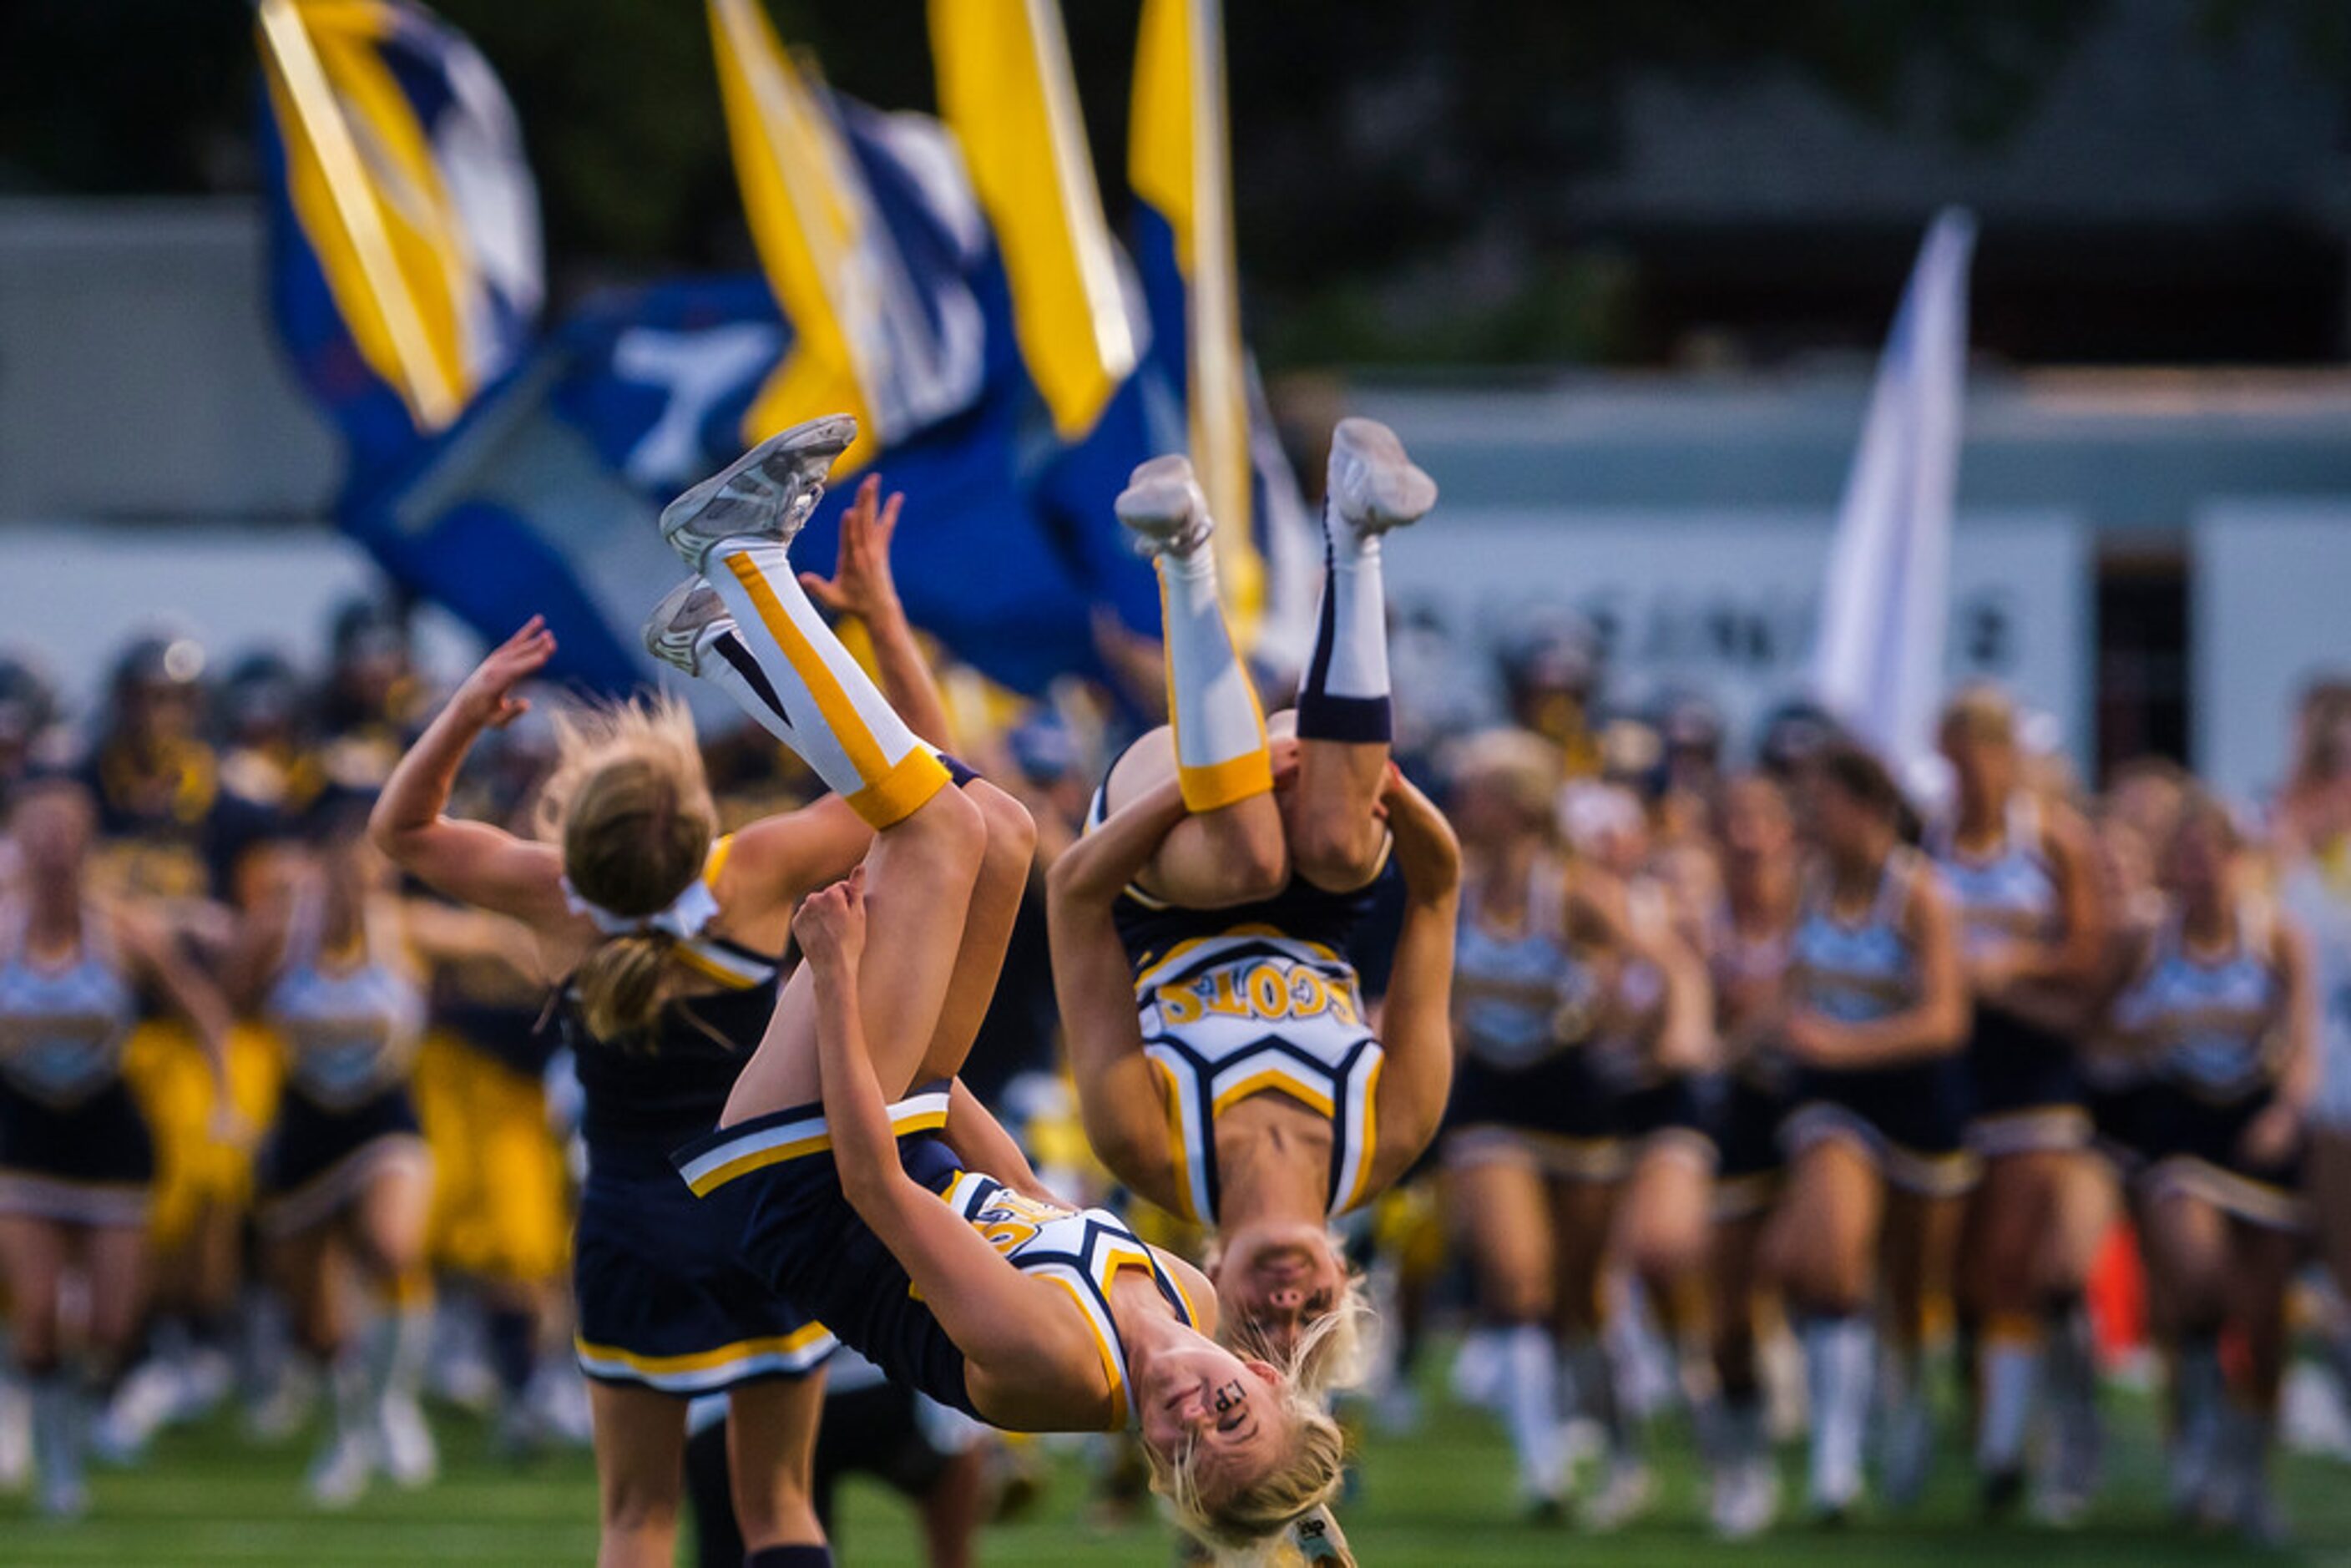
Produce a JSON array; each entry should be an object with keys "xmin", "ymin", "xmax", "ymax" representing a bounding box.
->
[
  {"xmin": 377, "ymin": 1391, "xmax": 438, "ymax": 1489},
  {"xmin": 306, "ymin": 1431, "xmax": 375, "ymax": 1510},
  {"xmin": 1581, "ymin": 1456, "xmax": 1656, "ymax": 1533},
  {"xmin": 1711, "ymin": 1455, "xmax": 1778, "ymax": 1541},
  {"xmin": 660, "ymin": 414, "xmax": 857, "ymax": 572},
  {"xmin": 1114, "ymin": 455, "xmax": 1214, "ymax": 559},
  {"xmin": 2167, "ymin": 1409, "xmax": 2219, "ymax": 1519},
  {"xmin": 245, "ymin": 1362, "xmax": 317, "ymax": 1444},
  {"xmin": 37, "ymin": 1465, "xmax": 86, "ymax": 1521},
  {"xmin": 0, "ymin": 1378, "xmax": 27, "ymax": 1495},
  {"xmin": 92, "ymin": 1358, "xmax": 180, "ymax": 1465},
  {"xmin": 1326, "ymin": 417, "xmax": 1437, "ymax": 541},
  {"xmin": 643, "ymin": 579, "xmax": 731, "ymax": 676},
  {"xmin": 1979, "ymin": 1464, "xmax": 2026, "ymax": 1519}
]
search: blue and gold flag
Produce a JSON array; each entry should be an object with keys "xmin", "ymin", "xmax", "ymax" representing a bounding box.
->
[{"xmin": 256, "ymin": 0, "xmax": 542, "ymax": 483}]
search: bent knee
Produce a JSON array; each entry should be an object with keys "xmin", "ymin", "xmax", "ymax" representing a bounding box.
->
[
  {"xmin": 968, "ymin": 778, "xmax": 1039, "ymax": 865},
  {"xmin": 1191, "ymin": 812, "xmax": 1291, "ymax": 906},
  {"xmin": 1288, "ymin": 815, "xmax": 1383, "ymax": 896}
]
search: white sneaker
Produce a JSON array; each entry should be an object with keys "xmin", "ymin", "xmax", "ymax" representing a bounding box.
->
[
  {"xmin": 93, "ymin": 1360, "xmax": 180, "ymax": 1465},
  {"xmin": 0, "ymin": 1378, "xmax": 27, "ymax": 1495},
  {"xmin": 306, "ymin": 1431, "xmax": 376, "ymax": 1510},
  {"xmin": 37, "ymin": 1464, "xmax": 87, "ymax": 1521},
  {"xmin": 1326, "ymin": 417, "xmax": 1436, "ymax": 541},
  {"xmin": 245, "ymin": 1363, "xmax": 317, "ymax": 1444},
  {"xmin": 1114, "ymin": 454, "xmax": 1213, "ymax": 559},
  {"xmin": 1581, "ymin": 1457, "xmax": 1655, "ymax": 1533},
  {"xmin": 660, "ymin": 413, "xmax": 857, "ymax": 571},
  {"xmin": 1711, "ymin": 1456, "xmax": 1778, "ymax": 1540},
  {"xmin": 377, "ymin": 1392, "xmax": 438, "ymax": 1489},
  {"xmin": 643, "ymin": 579, "xmax": 732, "ymax": 676}
]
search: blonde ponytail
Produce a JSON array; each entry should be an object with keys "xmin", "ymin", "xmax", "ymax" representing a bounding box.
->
[{"xmin": 572, "ymin": 929, "xmax": 682, "ymax": 1044}]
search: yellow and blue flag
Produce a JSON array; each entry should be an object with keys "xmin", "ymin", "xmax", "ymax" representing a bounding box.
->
[
  {"xmin": 701, "ymin": 0, "xmax": 1114, "ymax": 690},
  {"xmin": 1129, "ymin": 0, "xmax": 1261, "ymax": 630},
  {"xmin": 255, "ymin": 0, "xmax": 542, "ymax": 481}
]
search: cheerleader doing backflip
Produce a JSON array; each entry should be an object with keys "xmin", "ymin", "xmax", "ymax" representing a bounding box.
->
[
  {"xmin": 1050, "ymin": 421, "xmax": 1459, "ymax": 1390},
  {"xmin": 655, "ymin": 417, "xmax": 1349, "ymax": 1555},
  {"xmin": 373, "ymin": 451, "xmax": 982, "ymax": 1568}
]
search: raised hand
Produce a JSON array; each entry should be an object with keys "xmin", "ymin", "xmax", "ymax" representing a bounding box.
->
[
  {"xmin": 453, "ymin": 617, "xmax": 555, "ymax": 731},
  {"xmin": 798, "ymin": 473, "xmax": 907, "ymax": 624}
]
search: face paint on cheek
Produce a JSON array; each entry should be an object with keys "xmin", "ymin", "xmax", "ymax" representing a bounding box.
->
[{"xmin": 1212, "ymin": 1378, "xmax": 1246, "ymax": 1415}]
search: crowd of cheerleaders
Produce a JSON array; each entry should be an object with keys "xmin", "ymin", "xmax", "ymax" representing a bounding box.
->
[{"xmin": 4, "ymin": 411, "xmax": 2348, "ymax": 1563}]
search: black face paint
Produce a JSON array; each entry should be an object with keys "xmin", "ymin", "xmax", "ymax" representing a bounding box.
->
[{"xmin": 1212, "ymin": 1378, "xmax": 1246, "ymax": 1414}]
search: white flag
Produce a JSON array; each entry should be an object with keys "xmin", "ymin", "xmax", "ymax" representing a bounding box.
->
[{"xmin": 1813, "ymin": 208, "xmax": 1976, "ymax": 785}]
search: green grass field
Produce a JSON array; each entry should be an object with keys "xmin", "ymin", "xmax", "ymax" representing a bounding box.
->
[{"xmin": 3, "ymin": 1372, "xmax": 2347, "ymax": 1567}]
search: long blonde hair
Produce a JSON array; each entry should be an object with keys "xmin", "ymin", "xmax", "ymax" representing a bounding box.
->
[
  {"xmin": 1147, "ymin": 1309, "xmax": 1355, "ymax": 1558},
  {"xmin": 537, "ymin": 695, "xmax": 716, "ymax": 1044}
]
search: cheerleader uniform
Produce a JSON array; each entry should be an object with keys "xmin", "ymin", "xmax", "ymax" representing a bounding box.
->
[
  {"xmin": 676, "ymin": 1090, "xmax": 1201, "ymax": 1428},
  {"xmin": 1707, "ymin": 906, "xmax": 1794, "ymax": 1222},
  {"xmin": 2113, "ymin": 904, "xmax": 2301, "ymax": 1231},
  {"xmin": 1084, "ymin": 777, "xmax": 1386, "ymax": 1223},
  {"xmin": 1443, "ymin": 856, "xmax": 1624, "ymax": 1181},
  {"xmin": 257, "ymin": 892, "xmax": 429, "ymax": 1237},
  {"xmin": 1781, "ymin": 851, "xmax": 1975, "ymax": 1196},
  {"xmin": 1932, "ymin": 797, "xmax": 2092, "ymax": 1156},
  {"xmin": 564, "ymin": 842, "xmax": 836, "ymax": 1395},
  {"xmin": 0, "ymin": 902, "xmax": 149, "ymax": 1227}
]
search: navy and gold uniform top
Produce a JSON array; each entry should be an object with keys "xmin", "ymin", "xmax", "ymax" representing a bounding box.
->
[
  {"xmin": 2111, "ymin": 903, "xmax": 2285, "ymax": 1105},
  {"xmin": 1790, "ymin": 853, "xmax": 1922, "ymax": 1027},
  {"xmin": 1929, "ymin": 796, "xmax": 2060, "ymax": 964},
  {"xmin": 561, "ymin": 837, "xmax": 839, "ymax": 1393},
  {"xmin": 676, "ymin": 1091, "xmax": 1201, "ymax": 1429},
  {"xmin": 1089, "ymin": 760, "xmax": 1386, "ymax": 1222},
  {"xmin": 1115, "ymin": 857, "xmax": 1384, "ymax": 1225},
  {"xmin": 265, "ymin": 893, "xmax": 426, "ymax": 1111},
  {"xmin": 0, "ymin": 901, "xmax": 139, "ymax": 1111}
]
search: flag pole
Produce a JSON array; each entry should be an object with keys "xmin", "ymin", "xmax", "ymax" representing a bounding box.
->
[
  {"xmin": 1182, "ymin": 0, "xmax": 1259, "ymax": 634},
  {"xmin": 256, "ymin": 0, "xmax": 460, "ymax": 429},
  {"xmin": 1024, "ymin": 0, "xmax": 1136, "ymax": 384}
]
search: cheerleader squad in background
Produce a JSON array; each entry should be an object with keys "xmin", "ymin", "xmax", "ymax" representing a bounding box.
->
[{"xmin": 3, "ymin": 417, "xmax": 2351, "ymax": 1565}]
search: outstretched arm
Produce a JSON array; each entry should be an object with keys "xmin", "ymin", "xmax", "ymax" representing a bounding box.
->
[
  {"xmin": 799, "ymin": 475, "xmax": 957, "ymax": 753},
  {"xmin": 797, "ymin": 878, "xmax": 1072, "ymax": 1372},
  {"xmin": 1045, "ymin": 777, "xmax": 1191, "ymax": 1214},
  {"xmin": 371, "ymin": 619, "xmax": 569, "ymax": 928},
  {"xmin": 1363, "ymin": 771, "xmax": 1459, "ymax": 1189}
]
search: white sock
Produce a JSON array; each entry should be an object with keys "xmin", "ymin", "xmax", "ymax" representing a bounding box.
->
[
  {"xmin": 28, "ymin": 1373, "xmax": 80, "ymax": 1495},
  {"xmin": 330, "ymin": 1349, "xmax": 373, "ymax": 1446},
  {"xmin": 1977, "ymin": 1328, "xmax": 2043, "ymax": 1471},
  {"xmin": 693, "ymin": 624, "xmax": 796, "ymax": 749},
  {"xmin": 1802, "ymin": 1313, "xmax": 1872, "ymax": 1509},
  {"xmin": 1294, "ymin": 513, "xmax": 1391, "ymax": 744},
  {"xmin": 1564, "ymin": 1333, "xmax": 1634, "ymax": 1462},
  {"xmin": 1499, "ymin": 1324, "xmax": 1565, "ymax": 1500},
  {"xmin": 1155, "ymin": 543, "xmax": 1270, "ymax": 812},
  {"xmin": 702, "ymin": 535, "xmax": 948, "ymax": 828},
  {"xmin": 364, "ymin": 1306, "xmax": 432, "ymax": 1411}
]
